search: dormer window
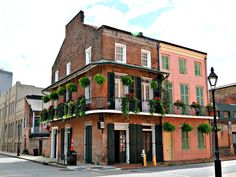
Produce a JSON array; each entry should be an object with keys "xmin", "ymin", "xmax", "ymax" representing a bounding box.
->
[
  {"xmin": 55, "ymin": 70, "xmax": 59, "ymax": 82},
  {"xmin": 141, "ymin": 49, "xmax": 151, "ymax": 68},
  {"xmin": 66, "ymin": 62, "xmax": 71, "ymax": 76},
  {"xmin": 85, "ymin": 46, "xmax": 92, "ymax": 65}
]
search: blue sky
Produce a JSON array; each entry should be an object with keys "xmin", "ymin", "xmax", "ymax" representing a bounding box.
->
[{"xmin": 0, "ymin": 0, "xmax": 235, "ymax": 88}]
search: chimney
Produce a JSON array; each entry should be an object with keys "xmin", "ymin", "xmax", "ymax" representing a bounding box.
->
[{"xmin": 78, "ymin": 10, "xmax": 84, "ymax": 23}]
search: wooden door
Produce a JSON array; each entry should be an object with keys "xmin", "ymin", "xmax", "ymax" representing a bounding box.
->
[
  {"xmin": 143, "ymin": 131, "xmax": 152, "ymax": 162},
  {"xmin": 85, "ymin": 125, "xmax": 92, "ymax": 163},
  {"xmin": 163, "ymin": 132, "xmax": 173, "ymax": 161}
]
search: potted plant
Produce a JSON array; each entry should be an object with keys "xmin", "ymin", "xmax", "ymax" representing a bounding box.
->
[
  {"xmin": 151, "ymin": 80, "xmax": 158, "ymax": 90},
  {"xmin": 121, "ymin": 93, "xmax": 139, "ymax": 117},
  {"xmin": 56, "ymin": 103, "xmax": 65, "ymax": 118},
  {"xmin": 68, "ymin": 101, "xmax": 75, "ymax": 116},
  {"xmin": 149, "ymin": 96, "xmax": 165, "ymax": 116},
  {"xmin": 75, "ymin": 96, "xmax": 86, "ymax": 117},
  {"xmin": 49, "ymin": 91, "xmax": 59, "ymax": 101},
  {"xmin": 190, "ymin": 102, "xmax": 201, "ymax": 115},
  {"xmin": 79, "ymin": 76, "xmax": 90, "ymax": 88},
  {"xmin": 174, "ymin": 100, "xmax": 185, "ymax": 108},
  {"xmin": 120, "ymin": 75, "xmax": 134, "ymax": 86},
  {"xmin": 42, "ymin": 95, "xmax": 50, "ymax": 103},
  {"xmin": 66, "ymin": 83, "xmax": 77, "ymax": 92},
  {"xmin": 206, "ymin": 103, "xmax": 213, "ymax": 116},
  {"xmin": 57, "ymin": 86, "xmax": 65, "ymax": 96},
  {"xmin": 181, "ymin": 123, "xmax": 193, "ymax": 132},
  {"xmin": 198, "ymin": 123, "xmax": 211, "ymax": 134},
  {"xmin": 94, "ymin": 74, "xmax": 106, "ymax": 85},
  {"xmin": 163, "ymin": 122, "xmax": 175, "ymax": 132}
]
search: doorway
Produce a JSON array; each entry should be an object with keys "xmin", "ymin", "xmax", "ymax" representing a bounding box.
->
[
  {"xmin": 39, "ymin": 139, "xmax": 42, "ymax": 156},
  {"xmin": 142, "ymin": 131, "xmax": 152, "ymax": 162},
  {"xmin": 85, "ymin": 125, "xmax": 92, "ymax": 163},
  {"xmin": 51, "ymin": 128, "xmax": 58, "ymax": 159},
  {"xmin": 115, "ymin": 130, "xmax": 126, "ymax": 163}
]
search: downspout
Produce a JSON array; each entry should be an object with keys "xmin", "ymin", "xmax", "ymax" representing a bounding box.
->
[{"xmin": 157, "ymin": 42, "xmax": 161, "ymax": 71}]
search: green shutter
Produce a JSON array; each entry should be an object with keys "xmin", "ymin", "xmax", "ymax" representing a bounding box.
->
[
  {"xmin": 135, "ymin": 77, "xmax": 142, "ymax": 111},
  {"xmin": 182, "ymin": 130, "xmax": 189, "ymax": 149},
  {"xmin": 108, "ymin": 123, "xmax": 115, "ymax": 165},
  {"xmin": 61, "ymin": 128, "xmax": 65, "ymax": 160},
  {"xmin": 155, "ymin": 124, "xmax": 163, "ymax": 162},
  {"xmin": 198, "ymin": 130, "xmax": 205, "ymax": 149},
  {"xmin": 108, "ymin": 72, "xmax": 115, "ymax": 109}
]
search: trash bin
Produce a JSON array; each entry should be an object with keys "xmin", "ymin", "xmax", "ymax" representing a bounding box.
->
[
  {"xmin": 33, "ymin": 149, "xmax": 38, "ymax": 156},
  {"xmin": 67, "ymin": 151, "xmax": 77, "ymax": 165}
]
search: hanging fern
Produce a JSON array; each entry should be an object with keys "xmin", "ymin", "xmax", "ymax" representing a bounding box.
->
[
  {"xmin": 94, "ymin": 74, "xmax": 106, "ymax": 85},
  {"xmin": 163, "ymin": 122, "xmax": 175, "ymax": 132},
  {"xmin": 198, "ymin": 123, "xmax": 211, "ymax": 134},
  {"xmin": 49, "ymin": 91, "xmax": 59, "ymax": 101},
  {"xmin": 151, "ymin": 80, "xmax": 158, "ymax": 90},
  {"xmin": 42, "ymin": 95, "xmax": 50, "ymax": 103},
  {"xmin": 120, "ymin": 75, "xmax": 134, "ymax": 86},
  {"xmin": 181, "ymin": 123, "xmax": 193, "ymax": 132},
  {"xmin": 57, "ymin": 86, "xmax": 65, "ymax": 96},
  {"xmin": 79, "ymin": 77, "xmax": 90, "ymax": 88},
  {"xmin": 66, "ymin": 83, "xmax": 77, "ymax": 92}
]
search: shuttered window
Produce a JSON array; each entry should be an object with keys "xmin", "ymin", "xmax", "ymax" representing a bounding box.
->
[
  {"xmin": 196, "ymin": 86, "xmax": 204, "ymax": 105},
  {"xmin": 182, "ymin": 130, "xmax": 189, "ymax": 150},
  {"xmin": 198, "ymin": 130, "xmax": 205, "ymax": 149},
  {"xmin": 179, "ymin": 59, "xmax": 186, "ymax": 74},
  {"xmin": 180, "ymin": 84, "xmax": 189, "ymax": 105},
  {"xmin": 162, "ymin": 55, "xmax": 169, "ymax": 70},
  {"xmin": 194, "ymin": 62, "xmax": 201, "ymax": 76}
]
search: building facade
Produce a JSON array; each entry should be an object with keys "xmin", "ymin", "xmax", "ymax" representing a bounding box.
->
[
  {"xmin": 0, "ymin": 69, "xmax": 13, "ymax": 95},
  {"xmin": 0, "ymin": 81, "xmax": 48, "ymax": 155},
  {"xmin": 43, "ymin": 11, "xmax": 212, "ymax": 165}
]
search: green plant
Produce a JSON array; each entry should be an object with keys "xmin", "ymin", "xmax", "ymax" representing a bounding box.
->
[
  {"xmin": 57, "ymin": 86, "xmax": 65, "ymax": 96},
  {"xmin": 68, "ymin": 101, "xmax": 75, "ymax": 116},
  {"xmin": 190, "ymin": 102, "xmax": 200, "ymax": 109},
  {"xmin": 66, "ymin": 83, "xmax": 77, "ymax": 92},
  {"xmin": 79, "ymin": 76, "xmax": 90, "ymax": 88},
  {"xmin": 49, "ymin": 91, "xmax": 59, "ymax": 101},
  {"xmin": 40, "ymin": 108, "xmax": 48, "ymax": 122},
  {"xmin": 94, "ymin": 74, "xmax": 106, "ymax": 85},
  {"xmin": 181, "ymin": 123, "xmax": 193, "ymax": 132},
  {"xmin": 121, "ymin": 93, "xmax": 139, "ymax": 117},
  {"xmin": 211, "ymin": 124, "xmax": 222, "ymax": 132},
  {"xmin": 198, "ymin": 123, "xmax": 211, "ymax": 134},
  {"xmin": 151, "ymin": 80, "xmax": 158, "ymax": 90},
  {"xmin": 163, "ymin": 122, "xmax": 175, "ymax": 132},
  {"xmin": 148, "ymin": 97, "xmax": 165, "ymax": 116},
  {"xmin": 120, "ymin": 75, "xmax": 134, "ymax": 86},
  {"xmin": 174, "ymin": 100, "xmax": 185, "ymax": 108},
  {"xmin": 75, "ymin": 97, "xmax": 86, "ymax": 117},
  {"xmin": 206, "ymin": 103, "xmax": 213, "ymax": 112},
  {"xmin": 48, "ymin": 106, "xmax": 55, "ymax": 121},
  {"xmin": 56, "ymin": 103, "xmax": 65, "ymax": 118},
  {"xmin": 42, "ymin": 95, "xmax": 50, "ymax": 103}
]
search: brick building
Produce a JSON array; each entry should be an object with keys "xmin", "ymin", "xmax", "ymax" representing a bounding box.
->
[
  {"xmin": 209, "ymin": 83, "xmax": 236, "ymax": 156},
  {"xmin": 43, "ymin": 11, "xmax": 212, "ymax": 165}
]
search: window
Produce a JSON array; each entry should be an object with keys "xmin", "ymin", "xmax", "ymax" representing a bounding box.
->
[
  {"xmin": 115, "ymin": 43, "xmax": 126, "ymax": 63},
  {"xmin": 85, "ymin": 77, "xmax": 91, "ymax": 103},
  {"xmin": 198, "ymin": 130, "xmax": 205, "ymax": 149},
  {"xmin": 115, "ymin": 76, "xmax": 128, "ymax": 98},
  {"xmin": 141, "ymin": 79, "xmax": 153, "ymax": 101},
  {"xmin": 223, "ymin": 111, "xmax": 230, "ymax": 118},
  {"xmin": 55, "ymin": 70, "xmax": 59, "ymax": 82},
  {"xmin": 182, "ymin": 130, "xmax": 189, "ymax": 149},
  {"xmin": 85, "ymin": 46, "xmax": 92, "ymax": 65},
  {"xmin": 164, "ymin": 82, "xmax": 173, "ymax": 103},
  {"xmin": 196, "ymin": 86, "xmax": 204, "ymax": 105},
  {"xmin": 162, "ymin": 55, "xmax": 169, "ymax": 70},
  {"xmin": 179, "ymin": 58, "xmax": 186, "ymax": 74},
  {"xmin": 66, "ymin": 62, "xmax": 71, "ymax": 76},
  {"xmin": 180, "ymin": 84, "xmax": 189, "ymax": 105},
  {"xmin": 194, "ymin": 62, "xmax": 201, "ymax": 76},
  {"xmin": 141, "ymin": 49, "xmax": 151, "ymax": 68}
]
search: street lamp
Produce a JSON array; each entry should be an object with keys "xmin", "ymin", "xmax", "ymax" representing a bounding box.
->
[
  {"xmin": 17, "ymin": 124, "xmax": 21, "ymax": 156},
  {"xmin": 208, "ymin": 67, "xmax": 221, "ymax": 177}
]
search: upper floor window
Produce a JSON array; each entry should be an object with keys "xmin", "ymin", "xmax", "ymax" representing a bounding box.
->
[
  {"xmin": 141, "ymin": 79, "xmax": 153, "ymax": 101},
  {"xmin": 115, "ymin": 43, "xmax": 126, "ymax": 63},
  {"xmin": 194, "ymin": 62, "xmax": 201, "ymax": 76},
  {"xmin": 141, "ymin": 49, "xmax": 151, "ymax": 68},
  {"xmin": 55, "ymin": 70, "xmax": 59, "ymax": 82},
  {"xmin": 180, "ymin": 84, "xmax": 189, "ymax": 105},
  {"xmin": 85, "ymin": 77, "xmax": 92, "ymax": 103},
  {"xmin": 115, "ymin": 76, "xmax": 128, "ymax": 98},
  {"xmin": 162, "ymin": 55, "xmax": 169, "ymax": 70},
  {"xmin": 85, "ymin": 46, "xmax": 92, "ymax": 65},
  {"xmin": 164, "ymin": 82, "xmax": 173, "ymax": 103},
  {"xmin": 179, "ymin": 58, "xmax": 186, "ymax": 74},
  {"xmin": 66, "ymin": 62, "xmax": 71, "ymax": 76},
  {"xmin": 196, "ymin": 86, "xmax": 204, "ymax": 105}
]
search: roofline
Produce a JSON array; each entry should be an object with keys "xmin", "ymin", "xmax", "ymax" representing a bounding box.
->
[
  {"xmin": 0, "ymin": 69, "xmax": 13, "ymax": 75},
  {"xmin": 100, "ymin": 25, "xmax": 207, "ymax": 55},
  {"xmin": 43, "ymin": 59, "xmax": 169, "ymax": 92},
  {"xmin": 212, "ymin": 82, "xmax": 236, "ymax": 91}
]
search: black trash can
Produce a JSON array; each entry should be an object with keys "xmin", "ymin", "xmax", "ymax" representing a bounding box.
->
[
  {"xmin": 67, "ymin": 151, "xmax": 77, "ymax": 165},
  {"xmin": 33, "ymin": 149, "xmax": 38, "ymax": 156}
]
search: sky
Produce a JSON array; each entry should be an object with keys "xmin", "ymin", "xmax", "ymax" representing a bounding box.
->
[{"xmin": 0, "ymin": 0, "xmax": 235, "ymax": 88}]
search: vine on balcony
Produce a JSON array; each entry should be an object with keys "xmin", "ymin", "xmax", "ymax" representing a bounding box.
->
[
  {"xmin": 40, "ymin": 108, "xmax": 48, "ymax": 122},
  {"xmin": 121, "ymin": 93, "xmax": 139, "ymax": 117},
  {"xmin": 75, "ymin": 96, "xmax": 86, "ymax": 117},
  {"xmin": 149, "ymin": 97, "xmax": 165, "ymax": 116}
]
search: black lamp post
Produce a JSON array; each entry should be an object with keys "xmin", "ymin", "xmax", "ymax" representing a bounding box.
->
[
  {"xmin": 17, "ymin": 124, "xmax": 21, "ymax": 156},
  {"xmin": 208, "ymin": 67, "xmax": 222, "ymax": 177}
]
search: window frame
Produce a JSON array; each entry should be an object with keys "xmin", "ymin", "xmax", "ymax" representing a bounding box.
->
[
  {"xmin": 194, "ymin": 62, "xmax": 201, "ymax": 76},
  {"xmin": 141, "ymin": 78, "xmax": 153, "ymax": 101},
  {"xmin": 180, "ymin": 84, "xmax": 189, "ymax": 105},
  {"xmin": 161, "ymin": 55, "xmax": 170, "ymax": 70},
  {"xmin": 179, "ymin": 58, "xmax": 187, "ymax": 74},
  {"xmin": 66, "ymin": 62, "xmax": 71, "ymax": 76},
  {"xmin": 115, "ymin": 43, "xmax": 126, "ymax": 64},
  {"xmin": 182, "ymin": 130, "xmax": 190, "ymax": 150},
  {"xmin": 141, "ymin": 49, "xmax": 151, "ymax": 68},
  {"xmin": 55, "ymin": 70, "xmax": 59, "ymax": 82},
  {"xmin": 196, "ymin": 86, "xmax": 204, "ymax": 106},
  {"xmin": 85, "ymin": 46, "xmax": 92, "ymax": 65},
  {"xmin": 198, "ymin": 129, "xmax": 205, "ymax": 149},
  {"xmin": 85, "ymin": 77, "xmax": 92, "ymax": 103}
]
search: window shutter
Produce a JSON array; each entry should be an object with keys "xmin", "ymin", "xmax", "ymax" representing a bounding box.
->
[
  {"xmin": 108, "ymin": 72, "xmax": 115, "ymax": 109},
  {"xmin": 135, "ymin": 77, "xmax": 142, "ymax": 111},
  {"xmin": 155, "ymin": 124, "xmax": 163, "ymax": 162},
  {"xmin": 107, "ymin": 123, "xmax": 115, "ymax": 165},
  {"xmin": 61, "ymin": 128, "xmax": 65, "ymax": 160},
  {"xmin": 129, "ymin": 76, "xmax": 134, "ymax": 94}
]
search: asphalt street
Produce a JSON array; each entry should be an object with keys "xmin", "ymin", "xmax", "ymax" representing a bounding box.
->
[{"xmin": 1, "ymin": 154, "xmax": 236, "ymax": 177}]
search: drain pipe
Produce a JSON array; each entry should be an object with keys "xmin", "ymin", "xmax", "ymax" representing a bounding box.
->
[{"xmin": 157, "ymin": 42, "xmax": 161, "ymax": 71}]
